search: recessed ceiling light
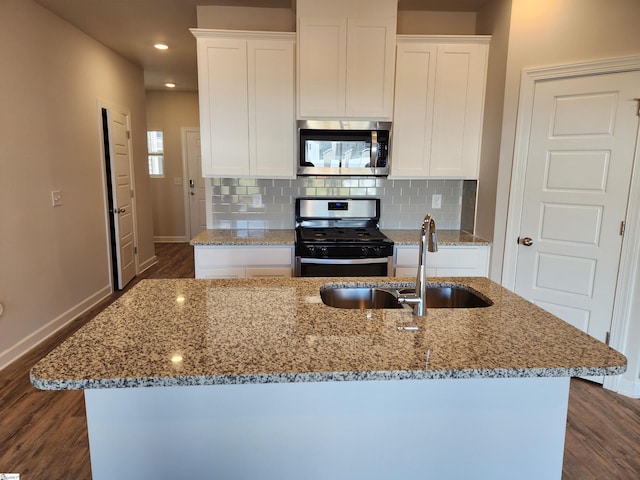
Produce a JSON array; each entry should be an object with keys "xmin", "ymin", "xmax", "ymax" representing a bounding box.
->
[
  {"xmin": 165, "ymin": 82, "xmax": 176, "ymax": 88},
  {"xmin": 154, "ymin": 43, "xmax": 169, "ymax": 50}
]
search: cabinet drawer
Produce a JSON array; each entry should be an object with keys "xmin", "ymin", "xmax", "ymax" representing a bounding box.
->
[
  {"xmin": 394, "ymin": 245, "xmax": 490, "ymax": 277},
  {"xmin": 197, "ymin": 267, "xmax": 246, "ymax": 279},
  {"xmin": 195, "ymin": 246, "xmax": 293, "ymax": 267},
  {"xmin": 395, "ymin": 266, "xmax": 436, "ymax": 278},
  {"xmin": 396, "ymin": 246, "xmax": 485, "ymax": 267}
]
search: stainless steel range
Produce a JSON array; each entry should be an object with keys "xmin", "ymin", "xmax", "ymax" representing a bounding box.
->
[{"xmin": 294, "ymin": 197, "xmax": 394, "ymax": 277}]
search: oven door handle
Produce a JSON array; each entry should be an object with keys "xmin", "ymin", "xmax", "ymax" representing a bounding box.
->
[{"xmin": 298, "ymin": 257, "xmax": 389, "ymax": 265}]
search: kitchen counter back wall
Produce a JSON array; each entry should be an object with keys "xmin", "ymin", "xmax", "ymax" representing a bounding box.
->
[{"xmin": 209, "ymin": 177, "xmax": 472, "ymax": 231}]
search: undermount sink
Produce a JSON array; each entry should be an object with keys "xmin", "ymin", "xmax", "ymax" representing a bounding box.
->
[{"xmin": 320, "ymin": 283, "xmax": 492, "ymax": 310}]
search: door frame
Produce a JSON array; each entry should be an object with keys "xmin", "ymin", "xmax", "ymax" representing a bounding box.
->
[
  {"xmin": 181, "ymin": 127, "xmax": 195, "ymax": 241},
  {"xmin": 181, "ymin": 127, "xmax": 210, "ymax": 240},
  {"xmin": 503, "ymin": 55, "xmax": 640, "ymax": 395},
  {"xmin": 97, "ymin": 99, "xmax": 140, "ymax": 291}
]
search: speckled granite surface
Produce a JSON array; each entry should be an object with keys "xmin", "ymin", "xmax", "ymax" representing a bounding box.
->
[
  {"xmin": 385, "ymin": 229, "xmax": 491, "ymax": 246},
  {"xmin": 190, "ymin": 229, "xmax": 489, "ymax": 246},
  {"xmin": 190, "ymin": 229, "xmax": 295, "ymax": 246},
  {"xmin": 30, "ymin": 277, "xmax": 625, "ymax": 390}
]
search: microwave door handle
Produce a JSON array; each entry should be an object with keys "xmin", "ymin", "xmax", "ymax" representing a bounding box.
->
[{"xmin": 371, "ymin": 130, "xmax": 378, "ymax": 167}]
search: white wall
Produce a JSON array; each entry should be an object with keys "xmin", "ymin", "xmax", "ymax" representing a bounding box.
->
[
  {"xmin": 197, "ymin": 5, "xmax": 295, "ymax": 31},
  {"xmin": 397, "ymin": 10, "xmax": 476, "ymax": 34},
  {"xmin": 0, "ymin": 0, "xmax": 154, "ymax": 369},
  {"xmin": 491, "ymin": 0, "xmax": 640, "ymax": 281},
  {"xmin": 146, "ymin": 91, "xmax": 200, "ymax": 242},
  {"xmin": 487, "ymin": 0, "xmax": 640, "ymax": 394},
  {"xmin": 474, "ymin": 0, "xmax": 511, "ymax": 243}
]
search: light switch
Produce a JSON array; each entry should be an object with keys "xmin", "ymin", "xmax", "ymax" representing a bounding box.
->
[
  {"xmin": 431, "ymin": 194, "xmax": 442, "ymax": 209},
  {"xmin": 174, "ymin": 177, "xmax": 183, "ymax": 186},
  {"xmin": 51, "ymin": 190, "xmax": 63, "ymax": 207}
]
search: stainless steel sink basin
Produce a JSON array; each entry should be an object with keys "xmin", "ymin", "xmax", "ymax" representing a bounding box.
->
[{"xmin": 320, "ymin": 283, "xmax": 492, "ymax": 310}]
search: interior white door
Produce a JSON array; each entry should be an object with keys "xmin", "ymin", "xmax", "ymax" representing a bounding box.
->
[
  {"xmin": 185, "ymin": 128, "xmax": 206, "ymax": 239},
  {"xmin": 514, "ymin": 72, "xmax": 640, "ymax": 354},
  {"xmin": 108, "ymin": 109, "xmax": 136, "ymax": 290}
]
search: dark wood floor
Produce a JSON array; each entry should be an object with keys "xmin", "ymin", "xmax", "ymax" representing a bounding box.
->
[{"xmin": 1, "ymin": 242, "xmax": 639, "ymax": 479}]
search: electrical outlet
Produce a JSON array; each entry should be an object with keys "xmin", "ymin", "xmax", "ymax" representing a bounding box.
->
[
  {"xmin": 51, "ymin": 190, "xmax": 63, "ymax": 207},
  {"xmin": 431, "ymin": 194, "xmax": 442, "ymax": 209}
]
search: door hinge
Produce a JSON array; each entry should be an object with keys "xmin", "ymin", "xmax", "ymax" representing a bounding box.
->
[
  {"xmin": 605, "ymin": 331, "xmax": 611, "ymax": 346},
  {"xmin": 620, "ymin": 221, "xmax": 626, "ymax": 236},
  {"xmin": 635, "ymin": 99, "xmax": 640, "ymax": 117},
  {"xmin": 134, "ymin": 246, "xmax": 138, "ymax": 254},
  {"xmin": 127, "ymin": 130, "xmax": 131, "ymax": 139},
  {"xmin": 130, "ymin": 189, "xmax": 135, "ymax": 198}
]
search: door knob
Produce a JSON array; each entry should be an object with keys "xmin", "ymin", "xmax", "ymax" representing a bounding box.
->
[
  {"xmin": 116, "ymin": 208, "xmax": 126, "ymax": 214},
  {"xmin": 518, "ymin": 236, "xmax": 533, "ymax": 246}
]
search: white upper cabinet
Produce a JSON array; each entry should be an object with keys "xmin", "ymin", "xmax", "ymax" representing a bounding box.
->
[
  {"xmin": 391, "ymin": 36, "xmax": 490, "ymax": 179},
  {"xmin": 192, "ymin": 30, "xmax": 296, "ymax": 178},
  {"xmin": 297, "ymin": 0, "xmax": 397, "ymax": 120}
]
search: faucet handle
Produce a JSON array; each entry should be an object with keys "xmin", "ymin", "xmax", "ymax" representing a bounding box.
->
[{"xmin": 427, "ymin": 217, "xmax": 438, "ymax": 253}]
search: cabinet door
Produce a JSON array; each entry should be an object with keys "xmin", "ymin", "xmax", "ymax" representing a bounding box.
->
[
  {"xmin": 197, "ymin": 37, "xmax": 250, "ymax": 176},
  {"xmin": 297, "ymin": 17, "xmax": 347, "ymax": 117},
  {"xmin": 390, "ymin": 42, "xmax": 438, "ymax": 178},
  {"xmin": 249, "ymin": 39, "xmax": 296, "ymax": 178},
  {"xmin": 430, "ymin": 43, "xmax": 487, "ymax": 178},
  {"xmin": 345, "ymin": 17, "xmax": 396, "ymax": 118},
  {"xmin": 197, "ymin": 267, "xmax": 246, "ymax": 279},
  {"xmin": 246, "ymin": 267, "xmax": 292, "ymax": 278}
]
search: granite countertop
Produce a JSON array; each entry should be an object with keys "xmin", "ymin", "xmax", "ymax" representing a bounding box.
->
[
  {"xmin": 30, "ymin": 277, "xmax": 626, "ymax": 390},
  {"xmin": 190, "ymin": 229, "xmax": 295, "ymax": 246},
  {"xmin": 189, "ymin": 229, "xmax": 490, "ymax": 246},
  {"xmin": 384, "ymin": 229, "xmax": 491, "ymax": 246}
]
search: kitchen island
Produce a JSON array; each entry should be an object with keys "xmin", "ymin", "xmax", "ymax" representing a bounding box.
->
[{"xmin": 31, "ymin": 277, "xmax": 625, "ymax": 480}]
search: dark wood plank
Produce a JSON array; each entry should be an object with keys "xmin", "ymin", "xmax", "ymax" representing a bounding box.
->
[
  {"xmin": 1, "ymin": 243, "xmax": 639, "ymax": 478},
  {"xmin": 562, "ymin": 378, "xmax": 640, "ymax": 479},
  {"xmin": 0, "ymin": 243, "xmax": 194, "ymax": 479}
]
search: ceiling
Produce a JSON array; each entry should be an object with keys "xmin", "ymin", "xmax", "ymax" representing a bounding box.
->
[{"xmin": 34, "ymin": 0, "xmax": 490, "ymax": 92}]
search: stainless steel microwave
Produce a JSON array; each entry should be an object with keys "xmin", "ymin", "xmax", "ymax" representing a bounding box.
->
[{"xmin": 297, "ymin": 120, "xmax": 391, "ymax": 176}]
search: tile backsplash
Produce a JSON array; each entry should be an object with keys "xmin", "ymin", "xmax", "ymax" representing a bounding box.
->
[{"xmin": 209, "ymin": 177, "xmax": 471, "ymax": 230}]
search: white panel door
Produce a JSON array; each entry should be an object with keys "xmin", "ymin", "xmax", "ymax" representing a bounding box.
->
[
  {"xmin": 514, "ymin": 71, "xmax": 640, "ymax": 351},
  {"xmin": 297, "ymin": 17, "xmax": 347, "ymax": 117},
  {"xmin": 109, "ymin": 110, "xmax": 136, "ymax": 290},
  {"xmin": 390, "ymin": 41, "xmax": 437, "ymax": 177},
  {"xmin": 185, "ymin": 128, "xmax": 206, "ymax": 240},
  {"xmin": 430, "ymin": 43, "xmax": 487, "ymax": 178},
  {"xmin": 345, "ymin": 17, "xmax": 395, "ymax": 118},
  {"xmin": 249, "ymin": 39, "xmax": 295, "ymax": 178},
  {"xmin": 198, "ymin": 38, "xmax": 250, "ymax": 176}
]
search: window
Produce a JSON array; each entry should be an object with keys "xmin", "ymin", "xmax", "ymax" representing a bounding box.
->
[{"xmin": 147, "ymin": 130, "xmax": 164, "ymax": 177}]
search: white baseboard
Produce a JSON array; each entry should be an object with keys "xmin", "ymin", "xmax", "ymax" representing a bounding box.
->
[
  {"xmin": 614, "ymin": 376, "xmax": 640, "ymax": 399},
  {"xmin": 0, "ymin": 285, "xmax": 112, "ymax": 371},
  {"xmin": 139, "ymin": 254, "xmax": 158, "ymax": 274},
  {"xmin": 154, "ymin": 236, "xmax": 188, "ymax": 243}
]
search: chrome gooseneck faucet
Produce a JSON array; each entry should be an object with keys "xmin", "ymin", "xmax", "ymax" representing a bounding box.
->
[{"xmin": 397, "ymin": 213, "xmax": 438, "ymax": 316}]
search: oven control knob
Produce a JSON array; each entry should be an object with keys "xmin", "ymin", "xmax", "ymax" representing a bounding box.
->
[
  {"xmin": 372, "ymin": 246, "xmax": 382, "ymax": 256},
  {"xmin": 320, "ymin": 247, "xmax": 329, "ymax": 257},
  {"xmin": 361, "ymin": 246, "xmax": 369, "ymax": 256},
  {"xmin": 307, "ymin": 245, "xmax": 316, "ymax": 255}
]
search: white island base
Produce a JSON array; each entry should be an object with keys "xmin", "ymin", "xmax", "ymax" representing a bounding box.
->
[{"xmin": 85, "ymin": 376, "xmax": 570, "ymax": 480}]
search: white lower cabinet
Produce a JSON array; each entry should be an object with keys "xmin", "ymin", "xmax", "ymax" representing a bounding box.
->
[
  {"xmin": 194, "ymin": 246, "xmax": 293, "ymax": 279},
  {"xmin": 394, "ymin": 245, "xmax": 490, "ymax": 278}
]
